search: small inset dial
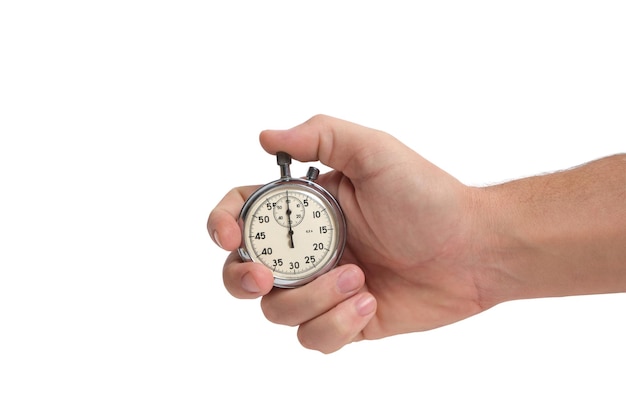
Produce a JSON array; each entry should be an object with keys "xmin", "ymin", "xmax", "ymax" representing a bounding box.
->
[{"xmin": 272, "ymin": 194, "xmax": 305, "ymax": 228}]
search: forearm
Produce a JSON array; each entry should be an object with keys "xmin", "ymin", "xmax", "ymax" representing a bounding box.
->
[{"xmin": 479, "ymin": 154, "xmax": 626, "ymax": 305}]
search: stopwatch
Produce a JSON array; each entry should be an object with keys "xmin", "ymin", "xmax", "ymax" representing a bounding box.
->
[{"xmin": 238, "ymin": 152, "xmax": 347, "ymax": 288}]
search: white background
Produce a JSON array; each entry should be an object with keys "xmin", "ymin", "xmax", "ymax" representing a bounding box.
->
[{"xmin": 1, "ymin": 1, "xmax": 625, "ymax": 416}]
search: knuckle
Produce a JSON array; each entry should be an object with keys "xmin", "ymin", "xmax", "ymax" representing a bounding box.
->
[
  {"xmin": 306, "ymin": 114, "xmax": 333, "ymax": 131},
  {"xmin": 296, "ymin": 330, "xmax": 315, "ymax": 351},
  {"xmin": 297, "ymin": 327, "xmax": 339, "ymax": 355},
  {"xmin": 307, "ymin": 114, "xmax": 328, "ymax": 123},
  {"xmin": 260, "ymin": 297, "xmax": 297, "ymax": 326},
  {"xmin": 297, "ymin": 327, "xmax": 321, "ymax": 352}
]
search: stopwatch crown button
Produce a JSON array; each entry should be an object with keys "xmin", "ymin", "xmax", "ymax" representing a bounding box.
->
[
  {"xmin": 277, "ymin": 152, "xmax": 292, "ymax": 179},
  {"xmin": 276, "ymin": 152, "xmax": 292, "ymax": 166},
  {"xmin": 306, "ymin": 167, "xmax": 320, "ymax": 181}
]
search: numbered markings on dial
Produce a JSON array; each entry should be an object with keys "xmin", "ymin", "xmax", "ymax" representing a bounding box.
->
[{"xmin": 244, "ymin": 187, "xmax": 339, "ymax": 279}]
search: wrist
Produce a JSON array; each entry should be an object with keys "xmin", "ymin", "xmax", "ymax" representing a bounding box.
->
[
  {"xmin": 462, "ymin": 185, "xmax": 524, "ymax": 308},
  {"xmin": 471, "ymin": 182, "xmax": 545, "ymax": 305}
]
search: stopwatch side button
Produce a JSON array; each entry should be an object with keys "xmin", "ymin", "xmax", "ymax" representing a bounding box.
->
[{"xmin": 306, "ymin": 167, "xmax": 320, "ymax": 181}]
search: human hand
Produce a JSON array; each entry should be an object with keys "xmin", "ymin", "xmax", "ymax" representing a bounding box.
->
[{"xmin": 208, "ymin": 115, "xmax": 494, "ymax": 353}]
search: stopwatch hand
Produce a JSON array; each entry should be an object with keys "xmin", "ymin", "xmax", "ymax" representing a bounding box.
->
[
  {"xmin": 286, "ymin": 192, "xmax": 295, "ymax": 248},
  {"xmin": 288, "ymin": 229, "xmax": 295, "ymax": 248}
]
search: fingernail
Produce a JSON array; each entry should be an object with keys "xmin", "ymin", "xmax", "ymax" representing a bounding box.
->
[
  {"xmin": 336, "ymin": 268, "xmax": 360, "ymax": 294},
  {"xmin": 241, "ymin": 273, "xmax": 260, "ymax": 293},
  {"xmin": 355, "ymin": 294, "xmax": 376, "ymax": 316},
  {"xmin": 213, "ymin": 230, "xmax": 223, "ymax": 249}
]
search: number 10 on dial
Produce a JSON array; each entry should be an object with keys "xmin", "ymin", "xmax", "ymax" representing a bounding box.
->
[{"xmin": 238, "ymin": 152, "xmax": 346, "ymax": 288}]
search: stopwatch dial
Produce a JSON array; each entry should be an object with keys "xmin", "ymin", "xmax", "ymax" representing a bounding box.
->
[{"xmin": 242, "ymin": 185, "xmax": 342, "ymax": 285}]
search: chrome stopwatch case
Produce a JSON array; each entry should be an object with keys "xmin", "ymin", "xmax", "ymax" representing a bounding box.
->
[{"xmin": 238, "ymin": 152, "xmax": 347, "ymax": 288}]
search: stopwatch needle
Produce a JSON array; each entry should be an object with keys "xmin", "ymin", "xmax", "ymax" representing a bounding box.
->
[
  {"xmin": 285, "ymin": 194, "xmax": 295, "ymax": 248},
  {"xmin": 286, "ymin": 207, "xmax": 295, "ymax": 248},
  {"xmin": 288, "ymin": 229, "xmax": 295, "ymax": 248}
]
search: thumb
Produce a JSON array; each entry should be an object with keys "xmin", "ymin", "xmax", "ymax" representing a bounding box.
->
[{"xmin": 259, "ymin": 115, "xmax": 409, "ymax": 181}]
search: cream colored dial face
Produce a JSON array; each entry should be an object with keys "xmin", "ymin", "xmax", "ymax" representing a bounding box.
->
[{"xmin": 242, "ymin": 184, "xmax": 340, "ymax": 283}]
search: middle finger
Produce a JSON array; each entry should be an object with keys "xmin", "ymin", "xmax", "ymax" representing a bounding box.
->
[{"xmin": 260, "ymin": 264, "xmax": 365, "ymax": 326}]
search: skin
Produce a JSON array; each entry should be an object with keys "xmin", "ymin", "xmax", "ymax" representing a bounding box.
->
[{"xmin": 207, "ymin": 115, "xmax": 626, "ymax": 354}]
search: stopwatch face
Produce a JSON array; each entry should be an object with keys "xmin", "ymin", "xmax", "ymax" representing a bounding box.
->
[{"xmin": 239, "ymin": 180, "xmax": 346, "ymax": 288}]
